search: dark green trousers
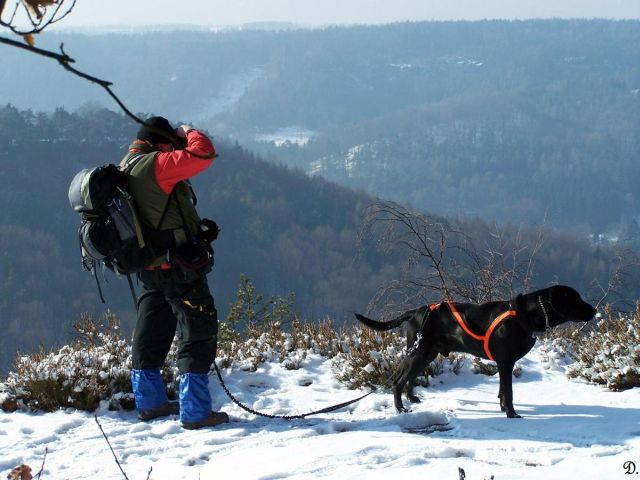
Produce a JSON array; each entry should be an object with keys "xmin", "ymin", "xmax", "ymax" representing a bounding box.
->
[{"xmin": 132, "ymin": 267, "xmax": 218, "ymax": 374}]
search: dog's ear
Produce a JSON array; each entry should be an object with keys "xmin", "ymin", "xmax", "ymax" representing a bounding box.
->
[{"xmin": 513, "ymin": 293, "xmax": 526, "ymax": 314}]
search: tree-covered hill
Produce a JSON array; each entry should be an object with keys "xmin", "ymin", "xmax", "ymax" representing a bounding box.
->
[
  {"xmin": 0, "ymin": 105, "xmax": 395, "ymax": 373},
  {"xmin": 2, "ymin": 20, "xmax": 637, "ymax": 233},
  {"xmin": 0, "ymin": 105, "xmax": 632, "ymax": 374}
]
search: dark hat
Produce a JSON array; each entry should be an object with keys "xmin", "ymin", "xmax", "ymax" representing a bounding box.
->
[{"xmin": 137, "ymin": 116, "xmax": 175, "ymax": 145}]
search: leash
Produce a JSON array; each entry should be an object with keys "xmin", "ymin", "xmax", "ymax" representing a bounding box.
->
[
  {"xmin": 211, "ymin": 303, "xmax": 472, "ymax": 419},
  {"xmin": 406, "ymin": 304, "xmax": 440, "ymax": 355},
  {"xmin": 212, "ymin": 361, "xmax": 374, "ymax": 420}
]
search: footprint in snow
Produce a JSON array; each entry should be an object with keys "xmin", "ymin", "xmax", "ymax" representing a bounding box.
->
[{"xmin": 53, "ymin": 419, "xmax": 85, "ymax": 434}]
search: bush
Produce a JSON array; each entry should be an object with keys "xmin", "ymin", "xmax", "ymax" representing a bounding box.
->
[
  {"xmin": 331, "ymin": 326, "xmax": 466, "ymax": 390},
  {"xmin": 332, "ymin": 326, "xmax": 405, "ymax": 390},
  {"xmin": 3, "ymin": 275, "xmax": 541, "ymax": 414},
  {"xmin": 218, "ymin": 317, "xmax": 345, "ymax": 371},
  {"xmin": 564, "ymin": 304, "xmax": 640, "ymax": 391},
  {"xmin": 0, "ymin": 312, "xmax": 180, "ymax": 412},
  {"xmin": 1, "ymin": 312, "xmax": 132, "ymax": 411}
]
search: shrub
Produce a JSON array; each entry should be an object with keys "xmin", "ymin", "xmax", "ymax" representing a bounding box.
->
[
  {"xmin": 1, "ymin": 312, "xmax": 131, "ymax": 411},
  {"xmin": 218, "ymin": 317, "xmax": 345, "ymax": 372},
  {"xmin": 564, "ymin": 304, "xmax": 640, "ymax": 391},
  {"xmin": 3, "ymin": 274, "xmax": 538, "ymax": 414},
  {"xmin": 332, "ymin": 326, "xmax": 405, "ymax": 390},
  {"xmin": 331, "ymin": 325, "xmax": 467, "ymax": 390},
  {"xmin": 0, "ymin": 312, "xmax": 179, "ymax": 412}
]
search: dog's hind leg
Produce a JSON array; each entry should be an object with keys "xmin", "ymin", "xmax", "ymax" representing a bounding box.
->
[
  {"xmin": 497, "ymin": 361, "xmax": 521, "ymax": 418},
  {"xmin": 393, "ymin": 351, "xmax": 429, "ymax": 412},
  {"xmin": 406, "ymin": 349, "xmax": 437, "ymax": 404}
]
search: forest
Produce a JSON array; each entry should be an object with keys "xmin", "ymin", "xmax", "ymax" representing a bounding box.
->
[
  {"xmin": 1, "ymin": 19, "xmax": 639, "ymax": 374},
  {"xmin": 1, "ymin": 20, "xmax": 638, "ymax": 233},
  {"xmin": 0, "ymin": 105, "xmax": 635, "ymax": 374}
]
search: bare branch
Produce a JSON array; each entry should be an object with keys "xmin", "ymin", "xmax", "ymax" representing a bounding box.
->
[
  {"xmin": 35, "ymin": 447, "xmax": 48, "ymax": 480},
  {"xmin": 0, "ymin": 35, "xmax": 146, "ymax": 126},
  {"xmin": 0, "ymin": 33, "xmax": 72, "ymax": 60},
  {"xmin": 590, "ymin": 248, "xmax": 640, "ymax": 313},
  {"xmin": 94, "ymin": 414, "xmax": 130, "ymax": 480},
  {"xmin": 359, "ymin": 200, "xmax": 545, "ymax": 316},
  {"xmin": 1, "ymin": 0, "xmax": 77, "ymax": 35}
]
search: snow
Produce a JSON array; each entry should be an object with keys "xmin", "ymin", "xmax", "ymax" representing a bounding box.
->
[
  {"xmin": 343, "ymin": 144, "xmax": 364, "ymax": 176},
  {"xmin": 191, "ymin": 67, "xmax": 265, "ymax": 121},
  {"xmin": 1, "ymin": 346, "xmax": 639, "ymax": 479},
  {"xmin": 255, "ymin": 127, "xmax": 316, "ymax": 147}
]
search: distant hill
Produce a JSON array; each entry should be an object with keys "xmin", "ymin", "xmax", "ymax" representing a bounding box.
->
[
  {"xmin": 2, "ymin": 20, "xmax": 637, "ymax": 233},
  {"xmin": 0, "ymin": 105, "xmax": 632, "ymax": 374},
  {"xmin": 0, "ymin": 105, "xmax": 396, "ymax": 373}
]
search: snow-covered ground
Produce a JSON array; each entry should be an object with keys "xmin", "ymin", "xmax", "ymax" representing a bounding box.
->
[{"xmin": 1, "ymin": 345, "xmax": 639, "ymax": 479}]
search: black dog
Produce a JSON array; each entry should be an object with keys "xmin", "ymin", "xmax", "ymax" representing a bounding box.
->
[{"xmin": 355, "ymin": 285, "xmax": 596, "ymax": 418}]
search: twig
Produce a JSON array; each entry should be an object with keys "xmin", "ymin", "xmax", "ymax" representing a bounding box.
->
[
  {"xmin": 0, "ymin": 33, "xmax": 73, "ymax": 61},
  {"xmin": 0, "ymin": 34, "xmax": 215, "ymax": 156},
  {"xmin": 0, "ymin": 0, "xmax": 77, "ymax": 35},
  {"xmin": 0, "ymin": 35, "xmax": 149, "ymax": 131},
  {"xmin": 146, "ymin": 466, "xmax": 153, "ymax": 480},
  {"xmin": 35, "ymin": 447, "xmax": 48, "ymax": 479},
  {"xmin": 94, "ymin": 414, "xmax": 130, "ymax": 480}
]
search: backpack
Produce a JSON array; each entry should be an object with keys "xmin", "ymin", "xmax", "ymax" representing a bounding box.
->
[{"xmin": 68, "ymin": 160, "xmax": 163, "ymax": 303}]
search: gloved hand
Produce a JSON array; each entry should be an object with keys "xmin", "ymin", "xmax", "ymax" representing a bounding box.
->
[{"xmin": 199, "ymin": 218, "xmax": 220, "ymax": 243}]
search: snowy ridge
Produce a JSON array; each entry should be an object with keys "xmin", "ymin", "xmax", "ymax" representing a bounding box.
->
[{"xmin": 2, "ymin": 343, "xmax": 639, "ymax": 479}]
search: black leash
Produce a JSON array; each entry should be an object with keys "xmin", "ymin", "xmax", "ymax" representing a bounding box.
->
[
  {"xmin": 212, "ymin": 361, "xmax": 374, "ymax": 420},
  {"xmin": 210, "ymin": 306, "xmax": 444, "ymax": 420}
]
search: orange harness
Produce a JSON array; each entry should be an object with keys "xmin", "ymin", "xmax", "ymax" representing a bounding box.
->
[{"xmin": 428, "ymin": 302, "xmax": 516, "ymax": 361}]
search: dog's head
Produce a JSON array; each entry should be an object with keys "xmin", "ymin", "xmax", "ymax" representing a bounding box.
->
[{"xmin": 515, "ymin": 285, "xmax": 596, "ymax": 332}]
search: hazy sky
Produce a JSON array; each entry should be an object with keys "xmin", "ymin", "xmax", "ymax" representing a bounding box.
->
[{"xmin": 58, "ymin": 0, "xmax": 640, "ymax": 28}]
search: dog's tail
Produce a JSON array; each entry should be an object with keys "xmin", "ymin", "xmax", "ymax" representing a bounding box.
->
[{"xmin": 354, "ymin": 310, "xmax": 415, "ymax": 331}]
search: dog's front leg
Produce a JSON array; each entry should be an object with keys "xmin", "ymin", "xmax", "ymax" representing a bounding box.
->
[{"xmin": 497, "ymin": 361, "xmax": 521, "ymax": 418}]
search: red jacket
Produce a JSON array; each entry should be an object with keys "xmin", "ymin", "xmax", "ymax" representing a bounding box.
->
[{"xmin": 130, "ymin": 129, "xmax": 216, "ymax": 194}]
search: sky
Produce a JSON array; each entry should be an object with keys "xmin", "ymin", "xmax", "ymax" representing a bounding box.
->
[
  {"xmin": 2, "ymin": 344, "xmax": 639, "ymax": 479},
  {"xmin": 58, "ymin": 0, "xmax": 640, "ymax": 28}
]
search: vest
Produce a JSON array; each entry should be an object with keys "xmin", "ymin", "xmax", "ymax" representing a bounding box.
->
[{"xmin": 120, "ymin": 143, "xmax": 201, "ymax": 252}]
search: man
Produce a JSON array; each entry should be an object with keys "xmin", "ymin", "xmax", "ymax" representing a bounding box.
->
[{"xmin": 122, "ymin": 116, "xmax": 228, "ymax": 430}]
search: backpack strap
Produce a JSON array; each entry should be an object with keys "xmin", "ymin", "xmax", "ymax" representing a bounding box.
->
[
  {"xmin": 78, "ymin": 230, "xmax": 106, "ymax": 304},
  {"xmin": 121, "ymin": 153, "xmax": 146, "ymax": 174},
  {"xmin": 172, "ymin": 188, "xmax": 194, "ymax": 239},
  {"xmin": 156, "ymin": 188, "xmax": 177, "ymax": 231}
]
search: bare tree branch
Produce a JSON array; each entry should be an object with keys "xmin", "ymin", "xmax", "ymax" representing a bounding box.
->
[
  {"xmin": 94, "ymin": 414, "xmax": 130, "ymax": 480},
  {"xmin": 359, "ymin": 200, "xmax": 544, "ymax": 317},
  {"xmin": 590, "ymin": 248, "xmax": 640, "ymax": 313},
  {"xmin": 0, "ymin": 0, "xmax": 199, "ymax": 150},
  {"xmin": 0, "ymin": 34, "xmax": 220, "ymax": 156},
  {"xmin": 1, "ymin": 0, "xmax": 77, "ymax": 35},
  {"xmin": 0, "ymin": 35, "xmax": 149, "ymax": 128}
]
